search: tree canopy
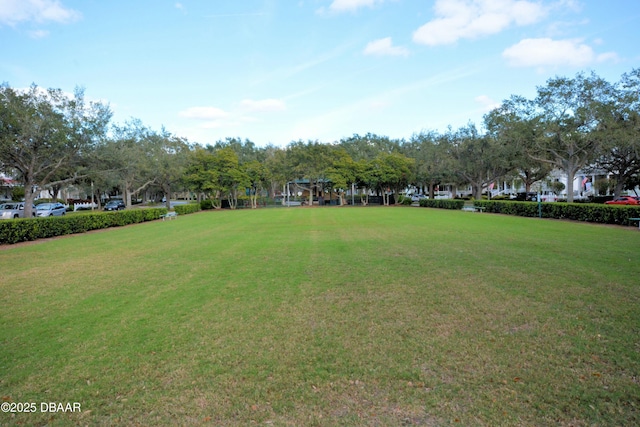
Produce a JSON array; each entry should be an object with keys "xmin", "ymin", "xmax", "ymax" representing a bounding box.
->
[
  {"xmin": 1, "ymin": 69, "xmax": 639, "ymax": 207},
  {"xmin": 0, "ymin": 84, "xmax": 111, "ymax": 216}
]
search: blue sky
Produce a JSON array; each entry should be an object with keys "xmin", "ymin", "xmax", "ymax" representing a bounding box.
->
[{"xmin": 1, "ymin": 0, "xmax": 639, "ymax": 146}]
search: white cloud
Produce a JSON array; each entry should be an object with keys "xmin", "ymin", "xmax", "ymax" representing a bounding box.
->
[
  {"xmin": 502, "ymin": 38, "xmax": 618, "ymax": 67},
  {"xmin": 178, "ymin": 109, "xmax": 239, "ymax": 133},
  {"xmin": 368, "ymin": 100, "xmax": 389, "ymax": 111},
  {"xmin": 178, "ymin": 100, "xmax": 286, "ymax": 134},
  {"xmin": 596, "ymin": 51, "xmax": 619, "ymax": 63},
  {"xmin": 0, "ymin": 0, "xmax": 81, "ymax": 26},
  {"xmin": 413, "ymin": 0, "xmax": 547, "ymax": 46},
  {"xmin": 175, "ymin": 2, "xmax": 187, "ymax": 14},
  {"xmin": 201, "ymin": 121, "xmax": 233, "ymax": 130},
  {"xmin": 475, "ymin": 95, "xmax": 500, "ymax": 112},
  {"xmin": 363, "ymin": 37, "xmax": 410, "ymax": 57},
  {"xmin": 328, "ymin": 0, "xmax": 384, "ymax": 13},
  {"xmin": 179, "ymin": 106, "xmax": 229, "ymax": 120},
  {"xmin": 239, "ymin": 98, "xmax": 286, "ymax": 112},
  {"xmin": 553, "ymin": 0, "xmax": 582, "ymax": 13},
  {"xmin": 28, "ymin": 29, "xmax": 49, "ymax": 39}
]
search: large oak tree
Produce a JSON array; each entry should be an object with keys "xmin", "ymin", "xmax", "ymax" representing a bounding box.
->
[
  {"xmin": 591, "ymin": 69, "xmax": 640, "ymax": 197},
  {"xmin": 531, "ymin": 72, "xmax": 614, "ymax": 202},
  {"xmin": 0, "ymin": 84, "xmax": 111, "ymax": 217}
]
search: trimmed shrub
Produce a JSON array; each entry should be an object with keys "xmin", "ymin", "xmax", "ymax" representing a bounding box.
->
[
  {"xmin": 419, "ymin": 198, "xmax": 465, "ymax": 210},
  {"xmin": 0, "ymin": 208, "xmax": 167, "ymax": 245},
  {"xmin": 11, "ymin": 187, "xmax": 25, "ymax": 201},
  {"xmin": 174, "ymin": 203, "xmax": 201, "ymax": 215},
  {"xmin": 398, "ymin": 195, "xmax": 413, "ymax": 205},
  {"xmin": 200, "ymin": 199, "xmax": 214, "ymax": 210},
  {"xmin": 473, "ymin": 200, "xmax": 640, "ymax": 226}
]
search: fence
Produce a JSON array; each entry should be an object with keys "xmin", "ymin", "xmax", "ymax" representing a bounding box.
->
[{"xmin": 71, "ymin": 202, "xmax": 97, "ymax": 211}]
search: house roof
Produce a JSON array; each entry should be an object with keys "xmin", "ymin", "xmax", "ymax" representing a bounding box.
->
[
  {"xmin": 1, "ymin": 177, "xmax": 17, "ymax": 186},
  {"xmin": 290, "ymin": 178, "xmax": 332, "ymax": 184}
]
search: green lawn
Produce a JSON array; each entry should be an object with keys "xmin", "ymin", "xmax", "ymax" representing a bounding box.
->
[{"xmin": 1, "ymin": 207, "xmax": 639, "ymax": 426}]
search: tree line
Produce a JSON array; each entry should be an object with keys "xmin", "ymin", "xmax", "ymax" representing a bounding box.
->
[{"xmin": 1, "ymin": 69, "xmax": 639, "ymax": 216}]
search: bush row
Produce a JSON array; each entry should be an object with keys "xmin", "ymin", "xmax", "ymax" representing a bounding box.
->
[
  {"xmin": 174, "ymin": 203, "xmax": 201, "ymax": 215},
  {"xmin": 200, "ymin": 199, "xmax": 214, "ymax": 210},
  {"xmin": 0, "ymin": 208, "xmax": 167, "ymax": 245},
  {"xmin": 473, "ymin": 200, "xmax": 640, "ymax": 226},
  {"xmin": 419, "ymin": 199, "xmax": 465, "ymax": 210},
  {"xmin": 398, "ymin": 196, "xmax": 413, "ymax": 205}
]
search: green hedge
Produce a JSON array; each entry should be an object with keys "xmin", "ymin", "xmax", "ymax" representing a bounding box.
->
[
  {"xmin": 0, "ymin": 208, "xmax": 167, "ymax": 245},
  {"xmin": 473, "ymin": 200, "xmax": 640, "ymax": 226},
  {"xmin": 200, "ymin": 199, "xmax": 214, "ymax": 210},
  {"xmin": 173, "ymin": 203, "xmax": 201, "ymax": 215},
  {"xmin": 398, "ymin": 195, "xmax": 413, "ymax": 205},
  {"xmin": 419, "ymin": 198, "xmax": 465, "ymax": 210}
]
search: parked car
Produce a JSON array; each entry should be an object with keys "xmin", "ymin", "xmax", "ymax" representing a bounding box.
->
[
  {"xmin": 411, "ymin": 194, "xmax": 428, "ymax": 202},
  {"xmin": 36, "ymin": 202, "xmax": 67, "ymax": 217},
  {"xmin": 0, "ymin": 202, "xmax": 36, "ymax": 219},
  {"xmin": 104, "ymin": 200, "xmax": 125, "ymax": 211},
  {"xmin": 604, "ymin": 196, "xmax": 640, "ymax": 205},
  {"xmin": 513, "ymin": 192, "xmax": 539, "ymax": 202}
]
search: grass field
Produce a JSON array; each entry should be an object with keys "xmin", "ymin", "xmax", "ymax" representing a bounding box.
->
[{"xmin": 1, "ymin": 207, "xmax": 639, "ymax": 426}]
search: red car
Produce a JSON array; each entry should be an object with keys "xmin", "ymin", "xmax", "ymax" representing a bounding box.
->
[{"xmin": 605, "ymin": 196, "xmax": 640, "ymax": 205}]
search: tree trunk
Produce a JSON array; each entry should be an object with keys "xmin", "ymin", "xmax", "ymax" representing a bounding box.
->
[
  {"xmin": 23, "ymin": 178, "xmax": 36, "ymax": 218},
  {"xmin": 95, "ymin": 188, "xmax": 102, "ymax": 209},
  {"xmin": 473, "ymin": 183, "xmax": 483, "ymax": 200},
  {"xmin": 210, "ymin": 192, "xmax": 221, "ymax": 209},
  {"xmin": 164, "ymin": 184, "xmax": 172, "ymax": 210},
  {"xmin": 125, "ymin": 179, "xmax": 155, "ymax": 208},
  {"xmin": 360, "ymin": 188, "xmax": 368, "ymax": 206},
  {"xmin": 229, "ymin": 189, "xmax": 238, "ymax": 209},
  {"xmin": 614, "ymin": 179, "xmax": 625, "ymax": 198},
  {"xmin": 308, "ymin": 181, "xmax": 315, "ymax": 206},
  {"xmin": 48, "ymin": 184, "xmax": 61, "ymax": 201},
  {"xmin": 125, "ymin": 187, "xmax": 132, "ymax": 208},
  {"xmin": 251, "ymin": 186, "xmax": 261, "ymax": 208},
  {"xmin": 566, "ymin": 170, "xmax": 576, "ymax": 203}
]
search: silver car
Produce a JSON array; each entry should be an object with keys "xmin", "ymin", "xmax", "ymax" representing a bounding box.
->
[
  {"xmin": 0, "ymin": 202, "xmax": 36, "ymax": 219},
  {"xmin": 36, "ymin": 202, "xmax": 67, "ymax": 217}
]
